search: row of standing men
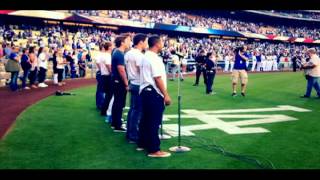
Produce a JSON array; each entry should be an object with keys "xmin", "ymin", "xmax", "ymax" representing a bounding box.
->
[{"xmin": 95, "ymin": 33, "xmax": 173, "ymax": 158}]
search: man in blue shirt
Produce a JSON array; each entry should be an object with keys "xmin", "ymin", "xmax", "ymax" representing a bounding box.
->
[
  {"xmin": 232, "ymin": 46, "xmax": 249, "ymax": 97},
  {"xmin": 111, "ymin": 33, "xmax": 132, "ymax": 132}
]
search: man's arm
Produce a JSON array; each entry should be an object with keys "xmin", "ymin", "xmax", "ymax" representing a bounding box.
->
[
  {"xmin": 239, "ymin": 51, "xmax": 248, "ymax": 61},
  {"xmin": 13, "ymin": 54, "xmax": 20, "ymax": 62},
  {"xmin": 96, "ymin": 63, "xmax": 101, "ymax": 71},
  {"xmin": 154, "ymin": 76, "xmax": 171, "ymax": 105},
  {"xmin": 106, "ymin": 64, "xmax": 112, "ymax": 73},
  {"xmin": 302, "ymin": 62, "xmax": 316, "ymax": 69},
  {"xmin": 117, "ymin": 65, "xmax": 129, "ymax": 88},
  {"xmin": 135, "ymin": 56, "xmax": 141, "ymax": 74}
]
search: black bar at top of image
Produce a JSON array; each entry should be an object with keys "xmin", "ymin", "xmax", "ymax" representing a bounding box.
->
[{"xmin": 1, "ymin": 0, "xmax": 320, "ymax": 9}]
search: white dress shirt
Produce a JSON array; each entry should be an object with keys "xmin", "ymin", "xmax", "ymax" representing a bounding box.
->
[
  {"xmin": 140, "ymin": 50, "xmax": 167, "ymax": 97},
  {"xmin": 125, "ymin": 48, "xmax": 144, "ymax": 85}
]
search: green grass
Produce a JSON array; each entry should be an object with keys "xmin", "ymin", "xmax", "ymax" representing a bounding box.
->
[{"xmin": 0, "ymin": 72, "xmax": 320, "ymax": 169}]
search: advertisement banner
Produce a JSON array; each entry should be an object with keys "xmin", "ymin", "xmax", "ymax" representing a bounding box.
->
[
  {"xmin": 295, "ymin": 38, "xmax": 305, "ymax": 42},
  {"xmin": 274, "ymin": 36, "xmax": 290, "ymax": 41},
  {"xmin": 266, "ymin": 34, "xmax": 277, "ymax": 40},
  {"xmin": 239, "ymin": 32, "xmax": 268, "ymax": 39},
  {"xmin": 9, "ymin": 10, "xmax": 71, "ymax": 20},
  {"xmin": 303, "ymin": 38, "xmax": 314, "ymax": 43}
]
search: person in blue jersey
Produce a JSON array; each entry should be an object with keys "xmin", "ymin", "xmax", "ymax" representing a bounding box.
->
[{"xmin": 231, "ymin": 45, "xmax": 249, "ymax": 97}]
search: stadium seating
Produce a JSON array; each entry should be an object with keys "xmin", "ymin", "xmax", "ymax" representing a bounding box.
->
[
  {"xmin": 73, "ymin": 10, "xmax": 320, "ymax": 40},
  {"xmin": 1, "ymin": 18, "xmax": 319, "ymax": 88}
]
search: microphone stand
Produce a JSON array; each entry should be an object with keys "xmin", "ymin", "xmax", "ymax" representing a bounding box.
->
[{"xmin": 169, "ymin": 55, "xmax": 191, "ymax": 152}]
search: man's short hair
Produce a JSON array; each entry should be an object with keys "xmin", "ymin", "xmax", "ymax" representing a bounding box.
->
[
  {"xmin": 239, "ymin": 46, "xmax": 246, "ymax": 52},
  {"xmin": 22, "ymin": 48, "xmax": 28, "ymax": 54},
  {"xmin": 148, "ymin": 35, "xmax": 161, "ymax": 49},
  {"xmin": 114, "ymin": 33, "xmax": 131, "ymax": 48},
  {"xmin": 133, "ymin": 33, "xmax": 147, "ymax": 46},
  {"xmin": 307, "ymin": 48, "xmax": 317, "ymax": 55}
]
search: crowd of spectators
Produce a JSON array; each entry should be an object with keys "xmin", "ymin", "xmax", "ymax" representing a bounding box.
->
[
  {"xmin": 71, "ymin": 10, "xmax": 320, "ymax": 40},
  {"xmin": 1, "ymin": 23, "xmax": 319, "ymax": 62},
  {"xmin": 161, "ymin": 35, "xmax": 319, "ymax": 63},
  {"xmin": 1, "ymin": 23, "xmax": 320, "ymax": 91},
  {"xmin": 264, "ymin": 10, "xmax": 320, "ymax": 21}
]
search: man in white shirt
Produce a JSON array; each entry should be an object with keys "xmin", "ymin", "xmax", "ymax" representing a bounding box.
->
[
  {"xmin": 272, "ymin": 54, "xmax": 278, "ymax": 71},
  {"xmin": 266, "ymin": 54, "xmax": 273, "ymax": 71},
  {"xmin": 97, "ymin": 42, "xmax": 113, "ymax": 116},
  {"xmin": 301, "ymin": 48, "xmax": 320, "ymax": 98},
  {"xmin": 251, "ymin": 51, "xmax": 257, "ymax": 72},
  {"xmin": 124, "ymin": 33, "xmax": 148, "ymax": 143},
  {"xmin": 137, "ymin": 35, "xmax": 172, "ymax": 158},
  {"xmin": 261, "ymin": 53, "xmax": 266, "ymax": 71}
]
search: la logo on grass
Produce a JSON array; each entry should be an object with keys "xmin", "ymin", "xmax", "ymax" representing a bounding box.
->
[{"xmin": 162, "ymin": 105, "xmax": 311, "ymax": 136}]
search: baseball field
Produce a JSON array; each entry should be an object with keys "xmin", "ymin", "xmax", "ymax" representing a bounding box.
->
[{"xmin": 0, "ymin": 72, "xmax": 319, "ymax": 169}]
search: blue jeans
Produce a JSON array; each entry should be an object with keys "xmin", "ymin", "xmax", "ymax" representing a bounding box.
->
[
  {"xmin": 21, "ymin": 69, "xmax": 30, "ymax": 88},
  {"xmin": 70, "ymin": 65, "xmax": 77, "ymax": 78},
  {"xmin": 95, "ymin": 71, "xmax": 104, "ymax": 110},
  {"xmin": 64, "ymin": 65, "xmax": 69, "ymax": 79},
  {"xmin": 305, "ymin": 76, "xmax": 320, "ymax": 97},
  {"xmin": 79, "ymin": 68, "xmax": 86, "ymax": 78},
  {"xmin": 10, "ymin": 71, "xmax": 19, "ymax": 91},
  {"xmin": 126, "ymin": 83, "xmax": 142, "ymax": 142}
]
